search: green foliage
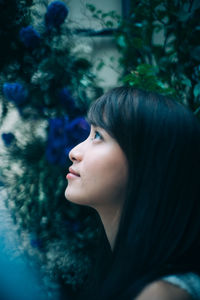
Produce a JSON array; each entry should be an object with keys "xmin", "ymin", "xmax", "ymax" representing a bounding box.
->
[
  {"xmin": 86, "ymin": 3, "xmax": 120, "ymax": 28},
  {"xmin": 116, "ymin": 0, "xmax": 200, "ymax": 111},
  {"xmin": 124, "ymin": 64, "xmax": 176, "ymax": 97}
]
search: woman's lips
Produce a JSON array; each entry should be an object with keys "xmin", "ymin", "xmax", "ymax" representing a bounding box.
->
[{"xmin": 66, "ymin": 167, "xmax": 80, "ymax": 179}]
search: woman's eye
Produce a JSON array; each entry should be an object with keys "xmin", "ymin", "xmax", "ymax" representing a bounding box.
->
[{"xmin": 94, "ymin": 130, "xmax": 102, "ymax": 140}]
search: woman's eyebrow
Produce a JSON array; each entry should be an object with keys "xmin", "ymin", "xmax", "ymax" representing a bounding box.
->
[{"xmin": 91, "ymin": 124, "xmax": 101, "ymax": 129}]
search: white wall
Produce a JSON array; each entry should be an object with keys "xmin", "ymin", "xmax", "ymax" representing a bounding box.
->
[{"xmin": 67, "ymin": 0, "xmax": 122, "ymax": 89}]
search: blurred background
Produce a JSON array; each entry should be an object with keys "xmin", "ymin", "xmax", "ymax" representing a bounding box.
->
[{"xmin": 0, "ymin": 0, "xmax": 200, "ymax": 298}]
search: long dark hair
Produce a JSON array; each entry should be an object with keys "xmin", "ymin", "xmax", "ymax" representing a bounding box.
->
[{"xmin": 87, "ymin": 87, "xmax": 200, "ymax": 299}]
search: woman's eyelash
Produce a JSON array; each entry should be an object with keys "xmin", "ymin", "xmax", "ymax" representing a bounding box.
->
[{"xmin": 94, "ymin": 130, "xmax": 102, "ymax": 140}]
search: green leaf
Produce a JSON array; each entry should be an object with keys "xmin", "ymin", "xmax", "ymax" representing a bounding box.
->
[
  {"xmin": 106, "ymin": 20, "xmax": 114, "ymax": 27},
  {"xmin": 181, "ymin": 77, "xmax": 192, "ymax": 88},
  {"xmin": 102, "ymin": 13, "xmax": 108, "ymax": 18},
  {"xmin": 123, "ymin": 64, "xmax": 177, "ymax": 98},
  {"xmin": 96, "ymin": 60, "xmax": 104, "ymax": 71},
  {"xmin": 193, "ymin": 83, "xmax": 200, "ymax": 98},
  {"xmin": 191, "ymin": 47, "xmax": 200, "ymax": 62},
  {"xmin": 117, "ymin": 35, "xmax": 126, "ymax": 48},
  {"xmin": 86, "ymin": 3, "xmax": 96, "ymax": 12},
  {"xmin": 135, "ymin": 23, "xmax": 143, "ymax": 27}
]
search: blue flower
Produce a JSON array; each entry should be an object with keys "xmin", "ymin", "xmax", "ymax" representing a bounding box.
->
[
  {"xmin": 3, "ymin": 83, "xmax": 28, "ymax": 105},
  {"xmin": 45, "ymin": 1, "xmax": 69, "ymax": 30},
  {"xmin": 1, "ymin": 133, "xmax": 15, "ymax": 147},
  {"xmin": 58, "ymin": 87, "xmax": 76, "ymax": 112},
  {"xmin": 46, "ymin": 117, "xmax": 68, "ymax": 164},
  {"xmin": 30, "ymin": 238, "xmax": 42, "ymax": 249},
  {"xmin": 64, "ymin": 117, "xmax": 90, "ymax": 153},
  {"xmin": 46, "ymin": 117, "xmax": 90, "ymax": 165},
  {"xmin": 19, "ymin": 26, "xmax": 40, "ymax": 49}
]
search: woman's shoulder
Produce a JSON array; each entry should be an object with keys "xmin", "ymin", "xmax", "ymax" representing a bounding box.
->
[
  {"xmin": 162, "ymin": 272, "xmax": 200, "ymax": 299},
  {"xmin": 135, "ymin": 280, "xmax": 192, "ymax": 300},
  {"xmin": 135, "ymin": 272, "xmax": 200, "ymax": 300}
]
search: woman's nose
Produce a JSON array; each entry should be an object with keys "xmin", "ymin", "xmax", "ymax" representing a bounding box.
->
[{"xmin": 68, "ymin": 142, "xmax": 83, "ymax": 162}]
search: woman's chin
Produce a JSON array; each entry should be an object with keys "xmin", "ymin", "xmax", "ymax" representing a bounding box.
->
[
  {"xmin": 65, "ymin": 187, "xmax": 74, "ymax": 202},
  {"xmin": 65, "ymin": 188, "xmax": 84, "ymax": 206}
]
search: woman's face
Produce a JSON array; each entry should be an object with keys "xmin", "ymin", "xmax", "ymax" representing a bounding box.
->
[{"xmin": 65, "ymin": 125, "xmax": 128, "ymax": 212}]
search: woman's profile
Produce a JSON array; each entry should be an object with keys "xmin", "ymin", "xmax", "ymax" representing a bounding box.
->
[{"xmin": 65, "ymin": 87, "xmax": 200, "ymax": 299}]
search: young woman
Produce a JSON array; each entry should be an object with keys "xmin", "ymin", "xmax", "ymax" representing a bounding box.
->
[{"xmin": 65, "ymin": 87, "xmax": 200, "ymax": 300}]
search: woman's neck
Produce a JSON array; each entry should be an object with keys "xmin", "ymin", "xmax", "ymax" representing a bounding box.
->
[{"xmin": 97, "ymin": 206, "xmax": 121, "ymax": 250}]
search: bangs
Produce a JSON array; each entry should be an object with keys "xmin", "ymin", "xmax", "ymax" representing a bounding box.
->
[
  {"xmin": 87, "ymin": 93, "xmax": 115, "ymax": 135},
  {"xmin": 87, "ymin": 87, "xmax": 132, "ymax": 142}
]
